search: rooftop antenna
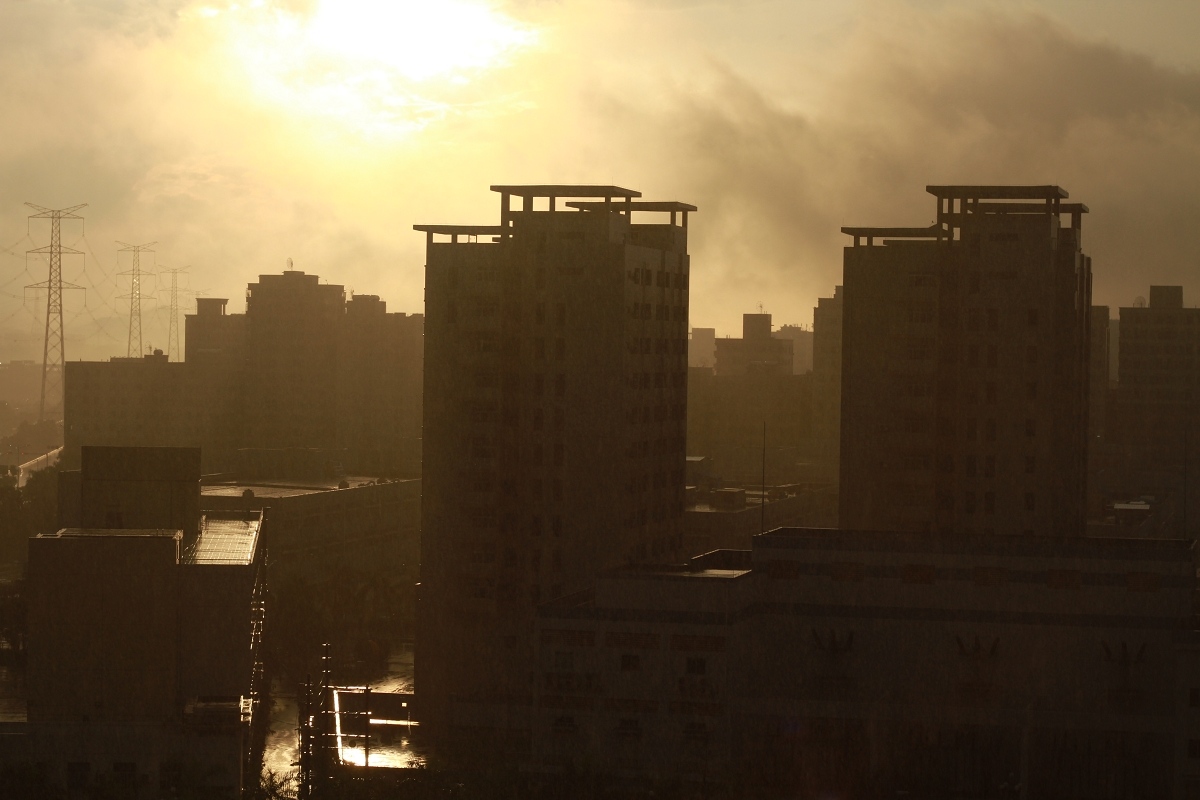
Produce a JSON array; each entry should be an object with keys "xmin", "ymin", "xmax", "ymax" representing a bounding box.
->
[
  {"xmin": 286, "ymin": 257, "xmax": 294, "ymax": 271},
  {"xmin": 24, "ymin": 202, "xmax": 87, "ymax": 422},
  {"xmin": 757, "ymin": 301, "xmax": 764, "ymax": 314},
  {"xmin": 117, "ymin": 241, "xmax": 157, "ymax": 358}
]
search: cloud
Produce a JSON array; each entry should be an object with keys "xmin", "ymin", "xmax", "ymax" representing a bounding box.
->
[{"xmin": 594, "ymin": 8, "xmax": 1200, "ymax": 328}]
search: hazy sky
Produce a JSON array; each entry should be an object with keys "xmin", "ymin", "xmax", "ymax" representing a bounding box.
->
[{"xmin": 2, "ymin": 0, "xmax": 1200, "ymax": 361}]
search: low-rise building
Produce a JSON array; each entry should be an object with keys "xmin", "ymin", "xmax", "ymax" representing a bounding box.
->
[{"xmin": 532, "ymin": 528, "xmax": 1198, "ymax": 797}]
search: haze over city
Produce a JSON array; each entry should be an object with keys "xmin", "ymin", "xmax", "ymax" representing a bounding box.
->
[
  {"xmin": 6, "ymin": 1, "xmax": 1200, "ymax": 798},
  {"xmin": 4, "ymin": 0, "xmax": 1200, "ymax": 362}
]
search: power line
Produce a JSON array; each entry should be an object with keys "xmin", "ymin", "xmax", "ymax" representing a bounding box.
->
[{"xmin": 25, "ymin": 202, "xmax": 87, "ymax": 422}]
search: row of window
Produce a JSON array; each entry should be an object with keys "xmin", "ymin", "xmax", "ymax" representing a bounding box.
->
[
  {"xmin": 628, "ymin": 302, "xmax": 687, "ymax": 322},
  {"xmin": 937, "ymin": 490, "xmax": 1038, "ymax": 514},
  {"xmin": 628, "ymin": 267, "xmax": 689, "ymax": 290}
]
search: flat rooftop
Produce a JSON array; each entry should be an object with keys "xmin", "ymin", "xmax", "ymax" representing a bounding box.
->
[
  {"xmin": 40, "ymin": 528, "xmax": 181, "ymax": 540},
  {"xmin": 926, "ymin": 185, "xmax": 1069, "ymax": 199},
  {"xmin": 201, "ymin": 477, "xmax": 402, "ymax": 499},
  {"xmin": 184, "ymin": 513, "xmax": 261, "ymax": 566},
  {"xmin": 490, "ymin": 184, "xmax": 641, "ymax": 198}
]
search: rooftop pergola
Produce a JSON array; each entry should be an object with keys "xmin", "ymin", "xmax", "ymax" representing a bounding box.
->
[{"xmin": 842, "ymin": 185, "xmax": 1089, "ymax": 246}]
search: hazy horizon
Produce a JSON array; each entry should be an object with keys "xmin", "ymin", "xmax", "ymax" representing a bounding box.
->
[{"xmin": 3, "ymin": 0, "xmax": 1200, "ymax": 362}]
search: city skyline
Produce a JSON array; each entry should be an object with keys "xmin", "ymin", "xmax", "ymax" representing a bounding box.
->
[{"xmin": 4, "ymin": 2, "xmax": 1200, "ymax": 362}]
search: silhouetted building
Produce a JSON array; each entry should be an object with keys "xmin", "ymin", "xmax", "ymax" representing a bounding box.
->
[
  {"xmin": 4, "ymin": 446, "xmax": 266, "ymax": 797},
  {"xmin": 774, "ymin": 323, "xmax": 813, "ymax": 374},
  {"xmin": 686, "ymin": 366, "xmax": 814, "ymax": 485},
  {"xmin": 1087, "ymin": 306, "xmax": 1112, "ymax": 516},
  {"xmin": 63, "ymin": 269, "xmax": 424, "ymax": 476},
  {"xmin": 714, "ymin": 313, "xmax": 792, "ymax": 376},
  {"xmin": 839, "ymin": 186, "xmax": 1092, "ymax": 535},
  {"xmin": 688, "ymin": 326, "xmax": 715, "ymax": 369},
  {"xmin": 416, "ymin": 185, "xmax": 694, "ymax": 751},
  {"xmin": 531, "ymin": 528, "xmax": 1199, "ymax": 796},
  {"xmin": 1109, "ymin": 286, "xmax": 1200, "ymax": 530},
  {"xmin": 812, "ymin": 287, "xmax": 842, "ymax": 485}
]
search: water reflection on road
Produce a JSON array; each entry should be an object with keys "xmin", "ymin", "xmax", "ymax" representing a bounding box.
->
[{"xmin": 262, "ymin": 642, "xmax": 425, "ymax": 787}]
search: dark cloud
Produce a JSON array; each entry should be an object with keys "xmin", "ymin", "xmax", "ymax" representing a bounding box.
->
[{"xmin": 605, "ymin": 10, "xmax": 1200, "ymax": 328}]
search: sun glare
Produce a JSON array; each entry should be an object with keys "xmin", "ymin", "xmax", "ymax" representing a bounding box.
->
[
  {"xmin": 208, "ymin": 0, "xmax": 537, "ymax": 137},
  {"xmin": 307, "ymin": 0, "xmax": 534, "ymax": 83}
]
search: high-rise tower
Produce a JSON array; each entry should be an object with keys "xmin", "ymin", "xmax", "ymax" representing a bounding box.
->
[
  {"xmin": 416, "ymin": 185, "xmax": 695, "ymax": 750},
  {"xmin": 838, "ymin": 186, "xmax": 1091, "ymax": 536}
]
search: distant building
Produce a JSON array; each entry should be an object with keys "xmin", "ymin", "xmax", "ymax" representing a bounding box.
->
[
  {"xmin": 4, "ymin": 446, "xmax": 266, "ymax": 797},
  {"xmin": 773, "ymin": 323, "xmax": 813, "ymax": 374},
  {"xmin": 688, "ymin": 327, "xmax": 715, "ymax": 369},
  {"xmin": 416, "ymin": 185, "xmax": 694, "ymax": 753},
  {"xmin": 63, "ymin": 270, "xmax": 424, "ymax": 477},
  {"xmin": 531, "ymin": 527, "xmax": 1199, "ymax": 796},
  {"xmin": 1087, "ymin": 306, "xmax": 1112, "ymax": 516},
  {"xmin": 714, "ymin": 314, "xmax": 792, "ymax": 376},
  {"xmin": 811, "ymin": 287, "xmax": 843, "ymax": 485},
  {"xmin": 1109, "ymin": 286, "xmax": 1200, "ymax": 527},
  {"xmin": 686, "ymin": 366, "xmax": 814, "ymax": 485},
  {"xmin": 838, "ymin": 186, "xmax": 1092, "ymax": 535}
]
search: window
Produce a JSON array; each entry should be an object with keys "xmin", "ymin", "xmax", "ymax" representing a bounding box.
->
[
  {"xmin": 965, "ymin": 455, "xmax": 977, "ymax": 477},
  {"xmin": 967, "ymin": 309, "xmax": 980, "ymax": 332},
  {"xmin": 1028, "ymin": 309, "xmax": 1039, "ymax": 326},
  {"xmin": 555, "ymin": 338, "xmax": 565, "ymax": 359},
  {"xmin": 984, "ymin": 455, "xmax": 995, "ymax": 477},
  {"xmin": 621, "ymin": 653, "xmax": 641, "ymax": 672},
  {"xmin": 1190, "ymin": 739, "xmax": 1200, "ymax": 759},
  {"xmin": 616, "ymin": 718, "xmax": 642, "ymax": 739},
  {"xmin": 1025, "ymin": 455, "xmax": 1036, "ymax": 474},
  {"xmin": 1026, "ymin": 345, "xmax": 1038, "ymax": 365},
  {"xmin": 536, "ymin": 303, "xmax": 546, "ymax": 324},
  {"xmin": 554, "ymin": 374, "xmax": 565, "ymax": 397},
  {"xmin": 967, "ymin": 345, "xmax": 979, "ymax": 367},
  {"xmin": 965, "ymin": 491, "xmax": 977, "ymax": 513},
  {"xmin": 1027, "ymin": 381, "xmax": 1038, "ymax": 400},
  {"xmin": 686, "ymin": 657, "xmax": 707, "ymax": 676},
  {"xmin": 535, "ymin": 338, "xmax": 546, "ymax": 359},
  {"xmin": 984, "ymin": 492, "xmax": 995, "ymax": 515},
  {"xmin": 1190, "ymin": 687, "xmax": 1199, "ymax": 708},
  {"xmin": 1025, "ymin": 492, "xmax": 1036, "ymax": 512},
  {"xmin": 554, "ymin": 651, "xmax": 574, "ymax": 671},
  {"xmin": 533, "ymin": 408, "xmax": 543, "ymax": 430},
  {"xmin": 552, "ymin": 516, "xmax": 563, "ymax": 537},
  {"xmin": 966, "ymin": 419, "xmax": 978, "ymax": 441},
  {"xmin": 556, "ymin": 303, "xmax": 566, "ymax": 325},
  {"xmin": 985, "ymin": 383, "xmax": 997, "ymax": 404},
  {"xmin": 1026, "ymin": 418, "xmax": 1037, "ymax": 437},
  {"xmin": 987, "ymin": 308, "xmax": 998, "ymax": 331},
  {"xmin": 985, "ymin": 420, "xmax": 996, "ymax": 442}
]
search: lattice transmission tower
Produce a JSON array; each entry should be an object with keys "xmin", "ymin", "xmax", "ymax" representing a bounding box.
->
[
  {"xmin": 160, "ymin": 267, "xmax": 190, "ymax": 362},
  {"xmin": 25, "ymin": 203, "xmax": 87, "ymax": 422},
  {"xmin": 117, "ymin": 241, "xmax": 156, "ymax": 357}
]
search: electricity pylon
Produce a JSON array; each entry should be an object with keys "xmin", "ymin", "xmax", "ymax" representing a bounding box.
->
[
  {"xmin": 160, "ymin": 267, "xmax": 190, "ymax": 362},
  {"xmin": 25, "ymin": 203, "xmax": 87, "ymax": 422},
  {"xmin": 117, "ymin": 241, "xmax": 156, "ymax": 358}
]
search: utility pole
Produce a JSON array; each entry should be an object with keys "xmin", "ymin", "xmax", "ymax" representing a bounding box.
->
[
  {"xmin": 25, "ymin": 203, "xmax": 87, "ymax": 422},
  {"xmin": 117, "ymin": 241, "xmax": 156, "ymax": 358},
  {"xmin": 160, "ymin": 267, "xmax": 189, "ymax": 362}
]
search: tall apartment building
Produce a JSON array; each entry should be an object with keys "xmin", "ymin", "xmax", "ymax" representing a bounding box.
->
[
  {"xmin": 839, "ymin": 186, "xmax": 1092, "ymax": 536},
  {"xmin": 416, "ymin": 185, "xmax": 694, "ymax": 749},
  {"xmin": 1110, "ymin": 286, "xmax": 1200, "ymax": 516},
  {"xmin": 714, "ymin": 313, "xmax": 793, "ymax": 376},
  {"xmin": 812, "ymin": 287, "xmax": 843, "ymax": 484}
]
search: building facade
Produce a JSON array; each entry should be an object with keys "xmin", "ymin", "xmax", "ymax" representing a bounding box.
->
[
  {"xmin": 532, "ymin": 528, "xmax": 1200, "ymax": 799},
  {"xmin": 1108, "ymin": 286, "xmax": 1200, "ymax": 530},
  {"xmin": 838, "ymin": 186, "xmax": 1092, "ymax": 535},
  {"xmin": 714, "ymin": 313, "xmax": 793, "ymax": 376},
  {"xmin": 811, "ymin": 286, "xmax": 843, "ymax": 486},
  {"xmin": 64, "ymin": 269, "xmax": 424, "ymax": 476},
  {"xmin": 416, "ymin": 185, "xmax": 694, "ymax": 751}
]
